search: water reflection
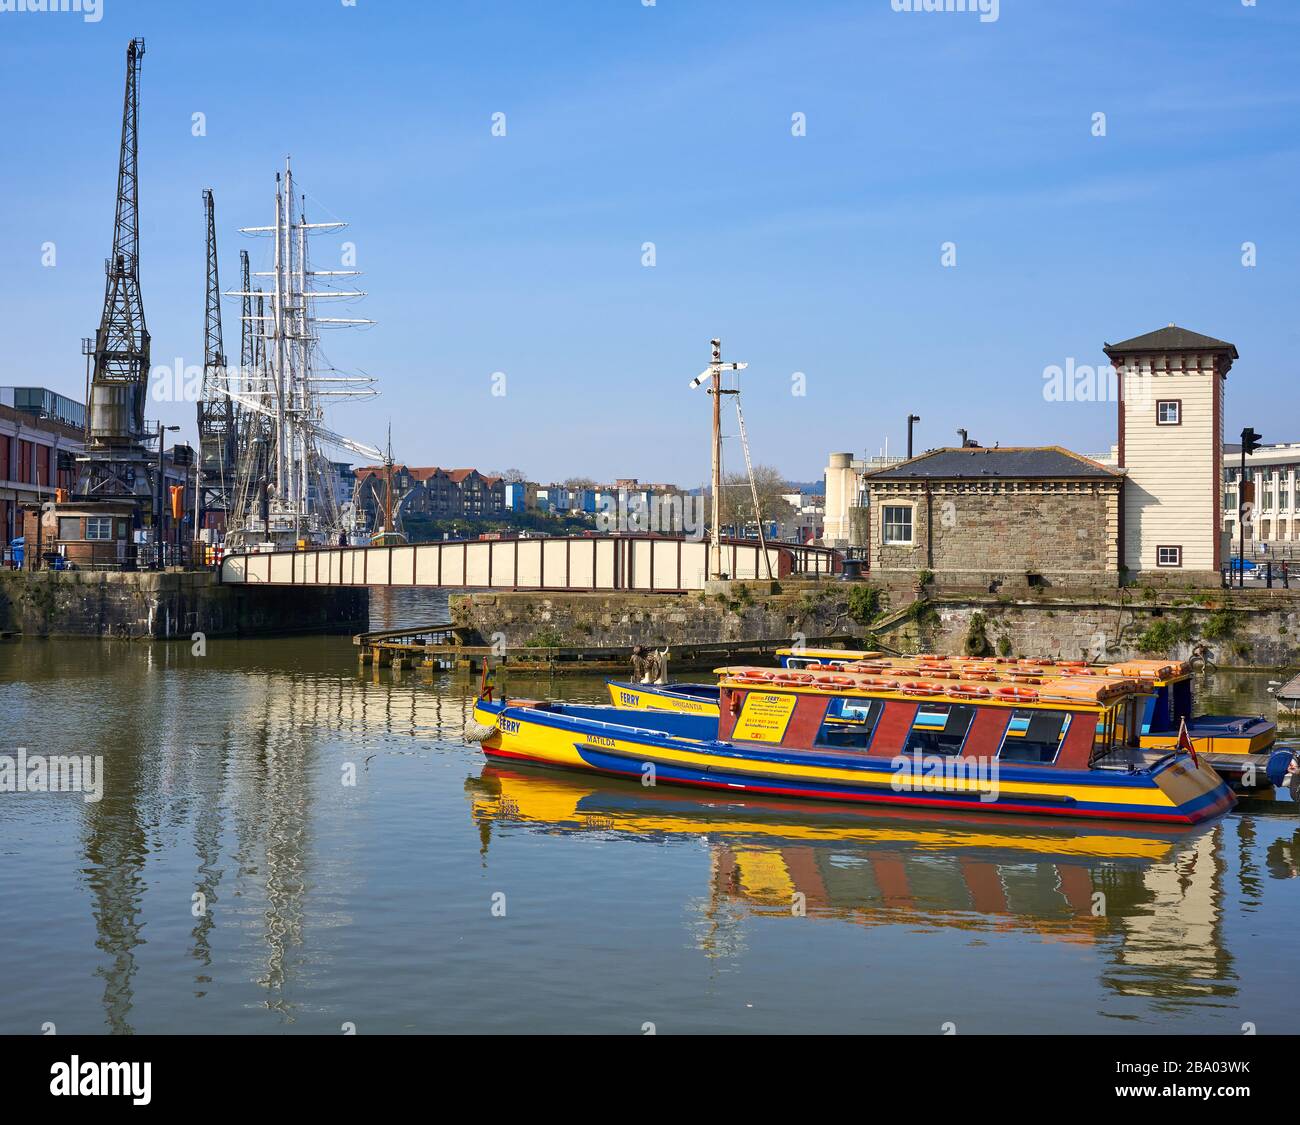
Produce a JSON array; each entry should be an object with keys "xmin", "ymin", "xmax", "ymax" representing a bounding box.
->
[
  {"xmin": 469, "ymin": 763, "xmax": 1296, "ymax": 1009},
  {"xmin": 2, "ymin": 628, "xmax": 1297, "ymax": 1034}
]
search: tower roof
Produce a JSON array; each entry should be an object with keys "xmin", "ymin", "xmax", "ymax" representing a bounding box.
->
[{"xmin": 1103, "ymin": 325, "xmax": 1238, "ymax": 360}]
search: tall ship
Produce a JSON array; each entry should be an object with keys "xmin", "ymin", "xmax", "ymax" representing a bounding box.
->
[{"xmin": 222, "ymin": 158, "xmax": 380, "ymax": 551}]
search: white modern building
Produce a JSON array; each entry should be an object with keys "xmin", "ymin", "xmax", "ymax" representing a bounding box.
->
[
  {"xmin": 1224, "ymin": 442, "xmax": 1300, "ymax": 551},
  {"xmin": 823, "ymin": 453, "xmax": 903, "ymax": 547}
]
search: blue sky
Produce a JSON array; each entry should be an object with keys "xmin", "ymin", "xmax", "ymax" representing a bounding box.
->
[{"xmin": 1, "ymin": 0, "xmax": 1297, "ymax": 483}]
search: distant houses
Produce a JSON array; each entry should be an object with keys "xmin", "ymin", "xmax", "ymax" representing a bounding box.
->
[
  {"xmin": 353, "ymin": 466, "xmax": 508, "ymax": 523},
  {"xmin": 353, "ymin": 468, "xmax": 705, "ymax": 535}
]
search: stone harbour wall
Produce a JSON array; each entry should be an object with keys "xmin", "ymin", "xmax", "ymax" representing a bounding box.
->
[
  {"xmin": 452, "ymin": 582, "xmax": 1300, "ymax": 670},
  {"xmin": 0, "ymin": 569, "xmax": 368, "ymax": 640},
  {"xmin": 451, "ymin": 582, "xmax": 861, "ymax": 651},
  {"xmin": 883, "ymin": 589, "xmax": 1300, "ymax": 670}
]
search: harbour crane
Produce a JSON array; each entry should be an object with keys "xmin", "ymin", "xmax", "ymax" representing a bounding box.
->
[
  {"xmin": 78, "ymin": 37, "xmax": 153, "ymax": 500},
  {"xmin": 197, "ymin": 188, "xmax": 236, "ymax": 526}
]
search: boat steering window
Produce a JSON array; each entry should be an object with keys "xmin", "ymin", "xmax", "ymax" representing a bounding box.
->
[
  {"xmin": 998, "ymin": 709, "xmax": 1071, "ymax": 765},
  {"xmin": 814, "ymin": 697, "xmax": 884, "ymax": 752},
  {"xmin": 902, "ymin": 703, "xmax": 977, "ymax": 757}
]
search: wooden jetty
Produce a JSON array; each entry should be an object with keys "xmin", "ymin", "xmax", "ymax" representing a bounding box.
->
[{"xmin": 353, "ymin": 623, "xmax": 860, "ymax": 674}]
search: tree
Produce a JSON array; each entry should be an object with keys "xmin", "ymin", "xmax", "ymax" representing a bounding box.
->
[
  {"xmin": 715, "ymin": 464, "xmax": 795, "ymax": 536},
  {"xmin": 484, "ymin": 468, "xmax": 529, "ymax": 483}
]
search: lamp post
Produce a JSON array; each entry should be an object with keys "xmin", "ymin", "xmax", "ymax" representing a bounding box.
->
[
  {"xmin": 155, "ymin": 423, "xmax": 180, "ymax": 568},
  {"xmin": 907, "ymin": 414, "xmax": 921, "ymax": 460},
  {"xmin": 1239, "ymin": 426, "xmax": 1262, "ymax": 589}
]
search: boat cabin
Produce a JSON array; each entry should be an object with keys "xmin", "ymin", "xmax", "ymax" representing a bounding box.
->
[{"xmin": 715, "ymin": 666, "xmax": 1150, "ymax": 771}]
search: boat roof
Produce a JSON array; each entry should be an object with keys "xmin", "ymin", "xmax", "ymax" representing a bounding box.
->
[
  {"xmin": 715, "ymin": 664, "xmax": 1150, "ymax": 710},
  {"xmin": 773, "ymin": 650, "xmax": 1190, "ymax": 686},
  {"xmin": 776, "ymin": 647, "xmax": 885, "ymax": 660}
]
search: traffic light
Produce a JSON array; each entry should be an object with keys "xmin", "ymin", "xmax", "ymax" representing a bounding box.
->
[{"xmin": 1242, "ymin": 427, "xmax": 1263, "ymax": 455}]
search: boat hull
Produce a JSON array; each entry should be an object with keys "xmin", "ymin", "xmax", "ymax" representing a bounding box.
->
[{"xmin": 474, "ymin": 700, "xmax": 1235, "ymax": 825}]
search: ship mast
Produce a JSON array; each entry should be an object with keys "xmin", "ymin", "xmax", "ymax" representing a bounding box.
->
[{"xmin": 224, "ymin": 156, "xmax": 380, "ymax": 549}]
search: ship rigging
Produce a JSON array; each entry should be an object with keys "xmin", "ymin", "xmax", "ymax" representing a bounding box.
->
[{"xmin": 223, "ymin": 157, "xmax": 380, "ymax": 549}]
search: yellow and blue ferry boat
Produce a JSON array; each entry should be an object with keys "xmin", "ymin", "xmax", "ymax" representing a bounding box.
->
[
  {"xmin": 474, "ymin": 665, "xmax": 1235, "ymax": 824},
  {"xmin": 608, "ymin": 651, "xmax": 1290, "ymax": 791}
]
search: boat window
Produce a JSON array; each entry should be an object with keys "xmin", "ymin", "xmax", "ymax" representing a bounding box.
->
[
  {"xmin": 814, "ymin": 697, "xmax": 884, "ymax": 751},
  {"xmin": 998, "ymin": 709, "xmax": 1071, "ymax": 764},
  {"xmin": 1090, "ymin": 706, "xmax": 1118, "ymax": 765},
  {"xmin": 1170, "ymin": 677, "xmax": 1193, "ymax": 724},
  {"xmin": 902, "ymin": 703, "xmax": 976, "ymax": 757}
]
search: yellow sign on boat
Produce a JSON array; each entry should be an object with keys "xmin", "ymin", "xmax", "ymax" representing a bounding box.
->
[{"xmin": 734, "ymin": 692, "xmax": 798, "ymax": 743}]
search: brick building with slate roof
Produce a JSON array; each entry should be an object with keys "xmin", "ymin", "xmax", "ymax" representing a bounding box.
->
[{"xmin": 856, "ymin": 325, "xmax": 1236, "ymax": 589}]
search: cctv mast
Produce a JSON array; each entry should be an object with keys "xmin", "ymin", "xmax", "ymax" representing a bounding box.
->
[
  {"xmin": 689, "ymin": 338, "xmax": 748, "ymax": 580},
  {"xmin": 223, "ymin": 157, "xmax": 380, "ymax": 548}
]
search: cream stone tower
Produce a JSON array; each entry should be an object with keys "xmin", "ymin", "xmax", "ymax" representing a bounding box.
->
[{"xmin": 1103, "ymin": 325, "xmax": 1236, "ymax": 585}]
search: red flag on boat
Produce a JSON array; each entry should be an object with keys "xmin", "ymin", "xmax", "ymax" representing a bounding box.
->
[{"xmin": 1177, "ymin": 717, "xmax": 1198, "ymax": 765}]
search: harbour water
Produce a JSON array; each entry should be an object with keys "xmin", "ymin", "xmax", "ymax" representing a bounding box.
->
[{"xmin": 2, "ymin": 590, "xmax": 1297, "ymax": 1035}]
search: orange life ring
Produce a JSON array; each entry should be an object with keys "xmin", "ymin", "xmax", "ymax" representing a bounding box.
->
[
  {"xmin": 901, "ymin": 681, "xmax": 945, "ymax": 696},
  {"xmin": 775, "ymin": 672, "xmax": 815, "ymax": 684},
  {"xmin": 997, "ymin": 686, "xmax": 1039, "ymax": 702},
  {"xmin": 854, "ymin": 677, "xmax": 899, "ymax": 690},
  {"xmin": 948, "ymin": 685, "xmax": 991, "ymax": 700}
]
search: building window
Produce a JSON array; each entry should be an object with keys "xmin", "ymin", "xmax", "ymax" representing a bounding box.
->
[
  {"xmin": 57, "ymin": 517, "xmax": 80, "ymax": 540},
  {"xmin": 882, "ymin": 504, "xmax": 913, "ymax": 546},
  {"xmin": 1156, "ymin": 400, "xmax": 1181, "ymax": 425},
  {"xmin": 85, "ymin": 517, "xmax": 113, "ymax": 541},
  {"xmin": 1156, "ymin": 545, "xmax": 1182, "ymax": 568}
]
